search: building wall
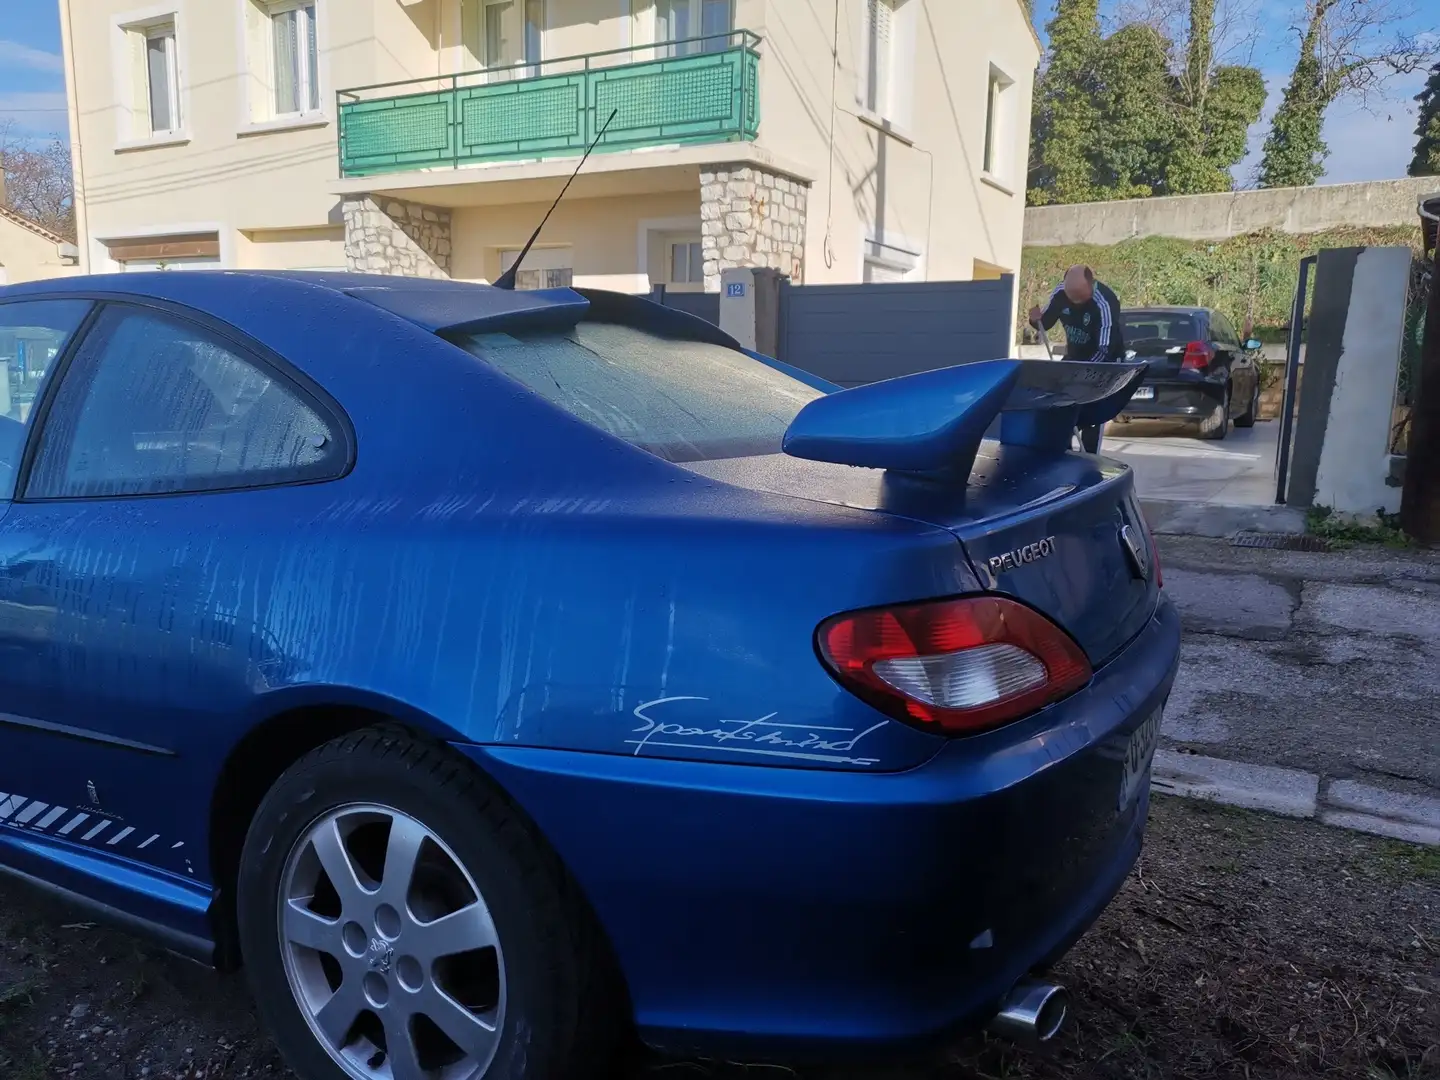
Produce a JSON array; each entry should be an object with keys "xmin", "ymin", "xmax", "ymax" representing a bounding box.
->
[
  {"xmin": 750, "ymin": 0, "xmax": 1038, "ymax": 287},
  {"xmin": 0, "ymin": 215, "xmax": 80, "ymax": 285},
  {"xmin": 1025, "ymin": 177, "xmax": 1439, "ymax": 248},
  {"xmin": 450, "ymin": 190, "xmax": 698, "ymax": 292},
  {"xmin": 60, "ymin": 0, "xmax": 401, "ymax": 272}
]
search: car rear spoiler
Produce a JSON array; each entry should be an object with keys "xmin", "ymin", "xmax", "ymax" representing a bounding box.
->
[{"xmin": 781, "ymin": 359, "xmax": 1147, "ymax": 476}]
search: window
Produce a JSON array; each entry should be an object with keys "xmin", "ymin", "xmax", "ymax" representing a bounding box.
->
[
  {"xmin": 0, "ymin": 300, "xmax": 91, "ymax": 499},
  {"xmin": 462, "ymin": 0, "xmax": 543, "ymax": 73},
  {"xmin": 657, "ymin": 0, "xmax": 733, "ymax": 56},
  {"xmin": 1119, "ymin": 312, "xmax": 1200, "ymax": 349},
  {"xmin": 862, "ymin": 0, "xmax": 895, "ymax": 115},
  {"xmin": 271, "ymin": 2, "xmax": 319, "ymax": 116},
  {"xmin": 27, "ymin": 307, "xmax": 343, "ymax": 500},
  {"xmin": 983, "ymin": 66, "xmax": 1016, "ymax": 181},
  {"xmin": 670, "ymin": 241, "xmax": 704, "ymax": 286},
  {"xmin": 144, "ymin": 23, "xmax": 181, "ymax": 134},
  {"xmin": 448, "ymin": 321, "xmax": 823, "ymax": 462},
  {"xmin": 499, "ymin": 247, "xmax": 572, "ymax": 291}
]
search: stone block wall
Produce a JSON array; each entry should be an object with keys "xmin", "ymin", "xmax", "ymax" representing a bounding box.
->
[
  {"xmin": 342, "ymin": 196, "xmax": 452, "ymax": 278},
  {"xmin": 700, "ymin": 164, "xmax": 808, "ymax": 293}
]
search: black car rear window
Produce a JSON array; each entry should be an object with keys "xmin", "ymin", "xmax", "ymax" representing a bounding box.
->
[
  {"xmin": 449, "ymin": 321, "xmax": 824, "ymax": 463},
  {"xmin": 1121, "ymin": 313, "xmax": 1199, "ymax": 347}
]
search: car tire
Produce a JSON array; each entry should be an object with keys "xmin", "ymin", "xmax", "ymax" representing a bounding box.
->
[
  {"xmin": 1198, "ymin": 387, "xmax": 1230, "ymax": 441},
  {"xmin": 237, "ymin": 728, "xmax": 622, "ymax": 1080},
  {"xmin": 1233, "ymin": 379, "xmax": 1260, "ymax": 428}
]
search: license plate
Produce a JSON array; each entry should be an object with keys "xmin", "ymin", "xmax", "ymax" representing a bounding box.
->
[
  {"xmin": 1132, "ymin": 386, "xmax": 1154, "ymax": 400},
  {"xmin": 1118, "ymin": 709, "xmax": 1161, "ymax": 812}
]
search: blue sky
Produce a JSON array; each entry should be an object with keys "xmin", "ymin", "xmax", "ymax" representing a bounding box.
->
[{"xmin": 0, "ymin": 2, "xmax": 1434, "ymax": 182}]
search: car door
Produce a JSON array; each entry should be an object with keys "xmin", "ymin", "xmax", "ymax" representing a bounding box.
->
[
  {"xmin": 0, "ymin": 299, "xmax": 349, "ymax": 884},
  {"xmin": 0, "ymin": 297, "xmax": 96, "ymax": 828},
  {"xmin": 1212, "ymin": 312, "xmax": 1255, "ymax": 401}
]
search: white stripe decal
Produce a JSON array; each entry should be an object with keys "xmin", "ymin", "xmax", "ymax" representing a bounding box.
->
[
  {"xmin": 81, "ymin": 820, "xmax": 111, "ymax": 841},
  {"xmin": 138, "ymin": 834, "xmax": 159, "ymax": 849},
  {"xmin": 107, "ymin": 826, "xmax": 135, "ymax": 846},
  {"xmin": 34, "ymin": 806, "xmax": 68, "ymax": 830},
  {"xmin": 58, "ymin": 812, "xmax": 90, "ymax": 835},
  {"xmin": 0, "ymin": 796, "xmax": 26, "ymax": 820},
  {"xmin": 1097, "ymin": 290, "xmax": 1113, "ymax": 356},
  {"xmin": 15, "ymin": 802, "xmax": 49, "ymax": 825}
]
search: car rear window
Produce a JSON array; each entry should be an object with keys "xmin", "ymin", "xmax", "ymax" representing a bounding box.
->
[
  {"xmin": 449, "ymin": 321, "xmax": 824, "ymax": 463},
  {"xmin": 1121, "ymin": 312, "xmax": 1199, "ymax": 347}
]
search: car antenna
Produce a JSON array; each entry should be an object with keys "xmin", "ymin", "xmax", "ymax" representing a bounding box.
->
[{"xmin": 494, "ymin": 107, "xmax": 619, "ymax": 291}]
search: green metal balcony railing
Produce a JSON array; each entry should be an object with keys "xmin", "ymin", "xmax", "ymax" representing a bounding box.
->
[{"xmin": 337, "ymin": 31, "xmax": 761, "ymax": 179}]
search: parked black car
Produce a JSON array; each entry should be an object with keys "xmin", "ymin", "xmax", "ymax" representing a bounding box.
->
[{"xmin": 1116, "ymin": 307, "xmax": 1263, "ymax": 440}]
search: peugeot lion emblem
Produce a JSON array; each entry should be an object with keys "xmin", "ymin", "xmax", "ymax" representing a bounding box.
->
[{"xmin": 1120, "ymin": 524, "xmax": 1149, "ymax": 580}]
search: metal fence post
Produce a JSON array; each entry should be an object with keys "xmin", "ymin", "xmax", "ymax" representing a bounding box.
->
[{"xmin": 1274, "ymin": 255, "xmax": 1315, "ymax": 505}]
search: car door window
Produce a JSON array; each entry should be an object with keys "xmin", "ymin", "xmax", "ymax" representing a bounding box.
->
[
  {"xmin": 26, "ymin": 305, "xmax": 344, "ymax": 499},
  {"xmin": 1212, "ymin": 313, "xmax": 1238, "ymax": 348},
  {"xmin": 0, "ymin": 299, "xmax": 92, "ymax": 499}
]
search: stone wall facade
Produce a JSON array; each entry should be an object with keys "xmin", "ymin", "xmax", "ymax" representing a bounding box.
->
[
  {"xmin": 342, "ymin": 196, "xmax": 453, "ymax": 278},
  {"xmin": 700, "ymin": 164, "xmax": 808, "ymax": 293}
]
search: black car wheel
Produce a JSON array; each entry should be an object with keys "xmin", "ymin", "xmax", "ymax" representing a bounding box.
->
[
  {"xmin": 237, "ymin": 728, "xmax": 621, "ymax": 1080},
  {"xmin": 1198, "ymin": 386, "xmax": 1230, "ymax": 441},
  {"xmin": 1233, "ymin": 378, "xmax": 1260, "ymax": 428}
]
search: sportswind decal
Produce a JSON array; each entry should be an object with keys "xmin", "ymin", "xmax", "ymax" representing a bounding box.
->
[
  {"xmin": 628, "ymin": 697, "xmax": 886, "ymax": 766},
  {"xmin": 0, "ymin": 791, "xmax": 192, "ymax": 873}
]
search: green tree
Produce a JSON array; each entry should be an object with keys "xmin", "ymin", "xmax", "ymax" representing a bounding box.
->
[
  {"xmin": 1411, "ymin": 61, "xmax": 1440, "ymax": 176},
  {"xmin": 1027, "ymin": 0, "xmax": 1264, "ymax": 204},
  {"xmin": 1166, "ymin": 0, "xmax": 1267, "ymax": 194},
  {"xmin": 1260, "ymin": 0, "xmax": 1429, "ymax": 188},
  {"xmin": 1027, "ymin": 0, "xmax": 1104, "ymax": 205}
]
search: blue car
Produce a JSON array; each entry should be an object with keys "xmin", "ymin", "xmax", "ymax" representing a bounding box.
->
[{"xmin": 0, "ymin": 272, "xmax": 1178, "ymax": 1080}]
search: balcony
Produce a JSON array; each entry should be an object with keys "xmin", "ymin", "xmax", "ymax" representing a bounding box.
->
[{"xmin": 337, "ymin": 32, "xmax": 761, "ymax": 180}]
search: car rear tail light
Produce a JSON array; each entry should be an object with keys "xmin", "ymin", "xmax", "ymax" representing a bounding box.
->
[
  {"xmin": 1181, "ymin": 341, "xmax": 1214, "ymax": 370},
  {"xmin": 817, "ymin": 596, "xmax": 1092, "ymax": 736}
]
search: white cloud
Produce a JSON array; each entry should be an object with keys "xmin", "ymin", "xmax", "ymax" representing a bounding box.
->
[{"xmin": 0, "ymin": 40, "xmax": 63, "ymax": 75}]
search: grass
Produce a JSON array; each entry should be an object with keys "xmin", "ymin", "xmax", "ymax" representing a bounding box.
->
[
  {"xmin": 1377, "ymin": 840, "xmax": 1440, "ymax": 883},
  {"xmin": 1305, "ymin": 505, "xmax": 1414, "ymax": 549}
]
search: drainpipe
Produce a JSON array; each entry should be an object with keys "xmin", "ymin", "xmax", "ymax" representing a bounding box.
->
[{"xmin": 59, "ymin": 0, "xmax": 90, "ymax": 273}]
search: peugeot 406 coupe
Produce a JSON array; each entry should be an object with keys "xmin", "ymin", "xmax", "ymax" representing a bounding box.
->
[{"xmin": 0, "ymin": 272, "xmax": 1178, "ymax": 1080}]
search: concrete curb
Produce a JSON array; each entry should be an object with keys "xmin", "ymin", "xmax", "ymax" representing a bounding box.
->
[{"xmin": 1152, "ymin": 749, "xmax": 1440, "ymax": 846}]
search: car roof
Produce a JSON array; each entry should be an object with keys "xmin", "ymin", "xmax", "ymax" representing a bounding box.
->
[{"xmin": 0, "ymin": 270, "xmax": 589, "ymax": 334}]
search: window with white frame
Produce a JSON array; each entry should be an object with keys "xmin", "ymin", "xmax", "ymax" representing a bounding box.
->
[
  {"xmin": 656, "ymin": 0, "xmax": 733, "ymax": 56},
  {"xmin": 462, "ymin": 0, "xmax": 544, "ymax": 74},
  {"xmin": 862, "ymin": 0, "xmax": 895, "ymax": 116},
  {"xmin": 270, "ymin": 2, "xmax": 319, "ymax": 116},
  {"xmin": 500, "ymin": 247, "xmax": 572, "ymax": 291},
  {"xmin": 124, "ymin": 18, "xmax": 181, "ymax": 137},
  {"xmin": 983, "ymin": 65, "xmax": 1016, "ymax": 182},
  {"xmin": 669, "ymin": 240, "xmax": 704, "ymax": 285}
]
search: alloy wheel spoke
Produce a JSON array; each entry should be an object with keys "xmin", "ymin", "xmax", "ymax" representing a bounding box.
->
[
  {"xmin": 310, "ymin": 818, "xmax": 369, "ymax": 906},
  {"xmin": 382, "ymin": 1010, "xmax": 426, "ymax": 1080},
  {"xmin": 312, "ymin": 976, "xmax": 366, "ymax": 1047},
  {"xmin": 410, "ymin": 901, "xmax": 497, "ymax": 962},
  {"xmin": 419, "ymin": 985, "xmax": 500, "ymax": 1061},
  {"xmin": 379, "ymin": 814, "xmax": 427, "ymax": 906},
  {"xmin": 283, "ymin": 899, "xmax": 342, "ymax": 955}
]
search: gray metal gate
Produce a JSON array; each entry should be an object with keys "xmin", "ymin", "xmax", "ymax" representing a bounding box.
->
[{"xmin": 777, "ymin": 277, "xmax": 1015, "ymax": 387}]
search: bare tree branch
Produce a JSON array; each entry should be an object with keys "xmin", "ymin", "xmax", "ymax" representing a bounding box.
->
[{"xmin": 0, "ymin": 120, "xmax": 75, "ymax": 240}]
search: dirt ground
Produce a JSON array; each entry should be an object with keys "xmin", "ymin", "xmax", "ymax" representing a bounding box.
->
[{"xmin": 1, "ymin": 797, "xmax": 1436, "ymax": 1080}]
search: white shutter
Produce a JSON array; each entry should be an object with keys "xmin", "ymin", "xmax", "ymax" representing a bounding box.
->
[{"xmin": 863, "ymin": 0, "xmax": 895, "ymax": 115}]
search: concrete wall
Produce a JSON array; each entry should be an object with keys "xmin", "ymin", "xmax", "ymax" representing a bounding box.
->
[
  {"xmin": 1287, "ymin": 246, "xmax": 1411, "ymax": 515},
  {"xmin": 1024, "ymin": 178, "xmax": 1438, "ymax": 247}
]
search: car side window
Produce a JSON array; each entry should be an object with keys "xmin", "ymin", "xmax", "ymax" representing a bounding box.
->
[
  {"xmin": 26, "ymin": 305, "xmax": 344, "ymax": 500},
  {"xmin": 0, "ymin": 299, "xmax": 92, "ymax": 499},
  {"xmin": 1212, "ymin": 313, "xmax": 1238, "ymax": 348}
]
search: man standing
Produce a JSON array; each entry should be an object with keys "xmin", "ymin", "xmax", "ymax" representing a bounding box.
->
[{"xmin": 1028, "ymin": 265, "xmax": 1125, "ymax": 453}]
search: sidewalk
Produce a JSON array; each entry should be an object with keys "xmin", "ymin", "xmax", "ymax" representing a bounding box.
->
[{"xmin": 1154, "ymin": 535, "xmax": 1440, "ymax": 845}]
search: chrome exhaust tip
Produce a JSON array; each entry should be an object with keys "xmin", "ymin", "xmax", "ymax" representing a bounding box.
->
[{"xmin": 987, "ymin": 980, "xmax": 1069, "ymax": 1043}]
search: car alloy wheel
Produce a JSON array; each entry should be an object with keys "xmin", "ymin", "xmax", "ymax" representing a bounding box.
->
[{"xmin": 278, "ymin": 803, "xmax": 506, "ymax": 1080}]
